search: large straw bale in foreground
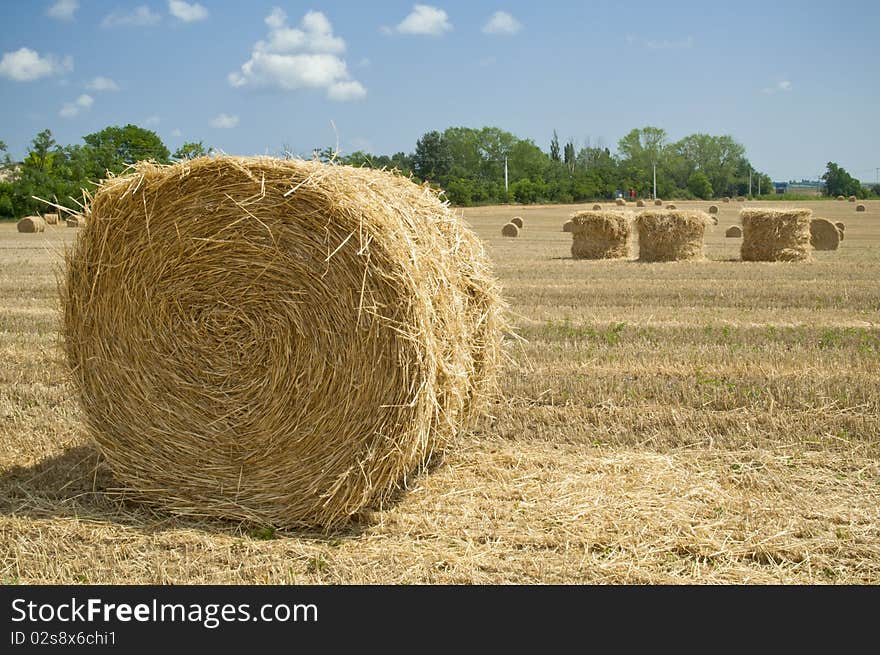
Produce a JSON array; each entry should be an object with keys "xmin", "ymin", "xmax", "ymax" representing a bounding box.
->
[
  {"xmin": 568, "ymin": 210, "xmax": 631, "ymax": 259},
  {"xmin": 740, "ymin": 208, "xmax": 812, "ymax": 262},
  {"xmin": 17, "ymin": 215, "xmax": 46, "ymax": 233},
  {"xmin": 810, "ymin": 218, "xmax": 840, "ymax": 250},
  {"xmin": 62, "ymin": 156, "xmax": 506, "ymax": 528},
  {"xmin": 634, "ymin": 210, "xmax": 710, "ymax": 262}
]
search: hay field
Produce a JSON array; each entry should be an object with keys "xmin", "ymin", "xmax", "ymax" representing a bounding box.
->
[{"xmin": 1, "ymin": 199, "xmax": 878, "ymax": 584}]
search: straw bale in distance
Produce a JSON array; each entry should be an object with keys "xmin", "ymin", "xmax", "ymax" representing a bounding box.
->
[
  {"xmin": 42, "ymin": 212, "xmax": 59, "ymax": 225},
  {"xmin": 666, "ymin": 204, "xmax": 677, "ymax": 210},
  {"xmin": 17, "ymin": 215, "xmax": 46, "ymax": 233},
  {"xmin": 615, "ymin": 198, "xmax": 626, "ymax": 206},
  {"xmin": 592, "ymin": 204, "xmax": 602, "ymax": 210},
  {"xmin": 62, "ymin": 156, "xmax": 506, "ymax": 529},
  {"xmin": 835, "ymin": 221, "xmax": 846, "ymax": 240},
  {"xmin": 723, "ymin": 197, "xmax": 731, "ymax": 203},
  {"xmin": 856, "ymin": 204, "xmax": 866, "ymax": 212},
  {"xmin": 810, "ymin": 218, "xmax": 840, "ymax": 251},
  {"xmin": 510, "ymin": 216, "xmax": 523, "ymax": 228},
  {"xmin": 848, "ymin": 195, "xmax": 856, "ymax": 202},
  {"xmin": 568, "ymin": 210, "xmax": 631, "ymax": 260},
  {"xmin": 501, "ymin": 222, "xmax": 519, "ymax": 237},
  {"xmin": 836, "ymin": 195, "xmax": 845, "ymax": 201},
  {"xmin": 736, "ymin": 196, "xmax": 746, "ymax": 202},
  {"xmin": 725, "ymin": 225, "xmax": 742, "ymax": 238},
  {"xmin": 708, "ymin": 205, "xmax": 718, "ymax": 214},
  {"xmin": 654, "ymin": 199, "xmax": 662, "ymax": 206},
  {"xmin": 740, "ymin": 207, "xmax": 812, "ymax": 262},
  {"xmin": 66, "ymin": 215, "xmax": 85, "ymax": 228},
  {"xmin": 636, "ymin": 200, "xmax": 645, "ymax": 207},
  {"xmin": 634, "ymin": 210, "xmax": 710, "ymax": 262}
]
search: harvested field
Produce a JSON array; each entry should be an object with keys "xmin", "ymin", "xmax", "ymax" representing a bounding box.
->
[{"xmin": 2, "ymin": 198, "xmax": 879, "ymax": 584}]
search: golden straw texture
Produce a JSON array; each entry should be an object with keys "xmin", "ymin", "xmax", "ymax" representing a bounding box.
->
[
  {"xmin": 568, "ymin": 210, "xmax": 631, "ymax": 260},
  {"xmin": 635, "ymin": 210, "xmax": 710, "ymax": 262},
  {"xmin": 740, "ymin": 208, "xmax": 812, "ymax": 262},
  {"xmin": 62, "ymin": 156, "xmax": 506, "ymax": 528},
  {"xmin": 17, "ymin": 216, "xmax": 46, "ymax": 233}
]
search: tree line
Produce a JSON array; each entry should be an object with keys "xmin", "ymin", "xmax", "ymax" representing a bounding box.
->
[{"xmin": 1, "ymin": 124, "xmax": 875, "ymax": 219}]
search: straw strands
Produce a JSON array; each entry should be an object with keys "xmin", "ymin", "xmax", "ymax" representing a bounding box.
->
[
  {"xmin": 62, "ymin": 156, "xmax": 506, "ymax": 528},
  {"xmin": 568, "ymin": 210, "xmax": 632, "ymax": 260},
  {"xmin": 810, "ymin": 218, "xmax": 840, "ymax": 251},
  {"xmin": 740, "ymin": 208, "xmax": 812, "ymax": 262},
  {"xmin": 17, "ymin": 216, "xmax": 46, "ymax": 233},
  {"xmin": 634, "ymin": 210, "xmax": 710, "ymax": 262}
]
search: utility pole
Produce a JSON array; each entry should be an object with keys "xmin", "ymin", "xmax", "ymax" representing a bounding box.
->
[
  {"xmin": 758, "ymin": 176, "xmax": 761, "ymax": 196},
  {"xmin": 504, "ymin": 157, "xmax": 508, "ymax": 193},
  {"xmin": 748, "ymin": 168, "xmax": 752, "ymax": 197},
  {"xmin": 653, "ymin": 161, "xmax": 657, "ymax": 199}
]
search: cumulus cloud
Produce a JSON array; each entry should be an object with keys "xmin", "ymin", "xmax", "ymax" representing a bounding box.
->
[
  {"xmin": 396, "ymin": 5, "xmax": 452, "ymax": 35},
  {"xmin": 229, "ymin": 8, "xmax": 365, "ymax": 102},
  {"xmin": 86, "ymin": 76, "xmax": 119, "ymax": 91},
  {"xmin": 210, "ymin": 113, "xmax": 239, "ymax": 128},
  {"xmin": 47, "ymin": 0, "xmax": 79, "ymax": 21},
  {"xmin": 168, "ymin": 0, "xmax": 208, "ymax": 23},
  {"xmin": 762, "ymin": 80, "xmax": 793, "ymax": 95},
  {"xmin": 482, "ymin": 11, "xmax": 521, "ymax": 35},
  {"xmin": 60, "ymin": 93, "xmax": 93, "ymax": 118},
  {"xmin": 0, "ymin": 47, "xmax": 73, "ymax": 82},
  {"xmin": 101, "ymin": 5, "xmax": 161, "ymax": 28}
]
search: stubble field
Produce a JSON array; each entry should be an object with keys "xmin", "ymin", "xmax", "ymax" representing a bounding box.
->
[{"xmin": 1, "ymin": 199, "xmax": 878, "ymax": 584}]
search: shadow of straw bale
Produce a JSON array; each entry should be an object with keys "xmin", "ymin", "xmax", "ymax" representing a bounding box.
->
[{"xmin": 0, "ymin": 445, "xmax": 367, "ymax": 541}]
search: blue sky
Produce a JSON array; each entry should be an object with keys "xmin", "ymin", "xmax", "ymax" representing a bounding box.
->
[{"xmin": 1, "ymin": 0, "xmax": 878, "ymax": 182}]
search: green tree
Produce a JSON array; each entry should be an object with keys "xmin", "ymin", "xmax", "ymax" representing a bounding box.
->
[
  {"xmin": 25, "ymin": 129, "xmax": 57, "ymax": 172},
  {"xmin": 82, "ymin": 124, "xmax": 170, "ymax": 176},
  {"xmin": 413, "ymin": 130, "xmax": 452, "ymax": 181},
  {"xmin": 173, "ymin": 141, "xmax": 208, "ymax": 160},
  {"xmin": 821, "ymin": 162, "xmax": 862, "ymax": 198},
  {"xmin": 550, "ymin": 130, "xmax": 560, "ymax": 162},
  {"xmin": 687, "ymin": 171, "xmax": 714, "ymax": 199}
]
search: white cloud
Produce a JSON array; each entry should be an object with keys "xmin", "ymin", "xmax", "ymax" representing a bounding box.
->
[
  {"xmin": 396, "ymin": 5, "xmax": 452, "ymax": 36},
  {"xmin": 229, "ymin": 8, "xmax": 365, "ymax": 102},
  {"xmin": 168, "ymin": 1, "xmax": 208, "ymax": 23},
  {"xmin": 59, "ymin": 93, "xmax": 93, "ymax": 118},
  {"xmin": 86, "ymin": 76, "xmax": 119, "ymax": 91},
  {"xmin": 47, "ymin": 0, "xmax": 79, "ymax": 21},
  {"xmin": 482, "ymin": 11, "xmax": 521, "ymax": 35},
  {"xmin": 327, "ymin": 80, "xmax": 366, "ymax": 101},
  {"xmin": 144, "ymin": 115, "xmax": 161, "ymax": 126},
  {"xmin": 0, "ymin": 48, "xmax": 73, "ymax": 82},
  {"xmin": 645, "ymin": 36, "xmax": 694, "ymax": 49},
  {"xmin": 762, "ymin": 80, "xmax": 793, "ymax": 95},
  {"xmin": 101, "ymin": 5, "xmax": 161, "ymax": 28},
  {"xmin": 210, "ymin": 113, "xmax": 239, "ymax": 128},
  {"xmin": 171, "ymin": 128, "xmax": 182, "ymax": 137}
]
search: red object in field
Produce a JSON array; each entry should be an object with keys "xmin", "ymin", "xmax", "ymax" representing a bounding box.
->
[{"xmin": 629, "ymin": 188, "xmax": 635, "ymax": 199}]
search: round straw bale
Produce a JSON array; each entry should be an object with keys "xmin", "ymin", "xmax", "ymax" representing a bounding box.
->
[
  {"xmin": 592, "ymin": 204, "xmax": 602, "ymax": 210},
  {"xmin": 835, "ymin": 221, "xmax": 846, "ymax": 233},
  {"xmin": 17, "ymin": 215, "xmax": 46, "ymax": 233},
  {"xmin": 501, "ymin": 222, "xmax": 519, "ymax": 237},
  {"xmin": 568, "ymin": 210, "xmax": 631, "ymax": 260},
  {"xmin": 636, "ymin": 200, "xmax": 645, "ymax": 207},
  {"xmin": 848, "ymin": 195, "xmax": 856, "ymax": 202},
  {"xmin": 736, "ymin": 196, "xmax": 746, "ymax": 202},
  {"xmin": 654, "ymin": 199, "xmax": 662, "ymax": 206},
  {"xmin": 615, "ymin": 197, "xmax": 626, "ymax": 207},
  {"xmin": 725, "ymin": 225, "xmax": 742, "ymax": 238},
  {"xmin": 810, "ymin": 218, "xmax": 840, "ymax": 251},
  {"xmin": 42, "ymin": 212, "xmax": 59, "ymax": 225},
  {"xmin": 856, "ymin": 204, "xmax": 866, "ymax": 212},
  {"xmin": 634, "ymin": 210, "xmax": 709, "ymax": 262},
  {"xmin": 562, "ymin": 219, "xmax": 574, "ymax": 233},
  {"xmin": 708, "ymin": 205, "xmax": 718, "ymax": 214},
  {"xmin": 66, "ymin": 216, "xmax": 84, "ymax": 228},
  {"xmin": 62, "ymin": 156, "xmax": 506, "ymax": 528},
  {"xmin": 836, "ymin": 195, "xmax": 845, "ymax": 201},
  {"xmin": 510, "ymin": 216, "xmax": 523, "ymax": 228},
  {"xmin": 740, "ymin": 208, "xmax": 812, "ymax": 262},
  {"xmin": 666, "ymin": 204, "xmax": 677, "ymax": 210},
  {"xmin": 723, "ymin": 197, "xmax": 731, "ymax": 203}
]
